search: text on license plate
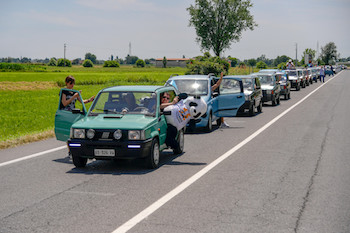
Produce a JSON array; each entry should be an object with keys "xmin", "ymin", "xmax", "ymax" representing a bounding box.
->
[{"xmin": 94, "ymin": 149, "xmax": 115, "ymax": 157}]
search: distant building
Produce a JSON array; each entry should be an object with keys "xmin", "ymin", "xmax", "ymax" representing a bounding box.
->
[{"xmin": 155, "ymin": 58, "xmax": 190, "ymax": 68}]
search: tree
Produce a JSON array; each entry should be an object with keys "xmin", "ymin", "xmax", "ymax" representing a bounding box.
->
[
  {"xmin": 48, "ymin": 58, "xmax": 57, "ymax": 66},
  {"xmin": 125, "ymin": 55, "xmax": 139, "ymax": 64},
  {"xmin": 228, "ymin": 56, "xmax": 238, "ymax": 67},
  {"xmin": 135, "ymin": 59, "xmax": 146, "ymax": 67},
  {"xmin": 256, "ymin": 61, "xmax": 267, "ymax": 69},
  {"xmin": 274, "ymin": 55, "xmax": 290, "ymax": 67},
  {"xmin": 320, "ymin": 42, "xmax": 337, "ymax": 65},
  {"xmin": 187, "ymin": 0, "xmax": 257, "ymax": 57},
  {"xmin": 83, "ymin": 59, "xmax": 93, "ymax": 67},
  {"xmin": 85, "ymin": 53, "xmax": 97, "ymax": 64}
]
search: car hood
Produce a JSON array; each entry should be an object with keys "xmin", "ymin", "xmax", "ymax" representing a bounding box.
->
[
  {"xmin": 261, "ymin": 85, "xmax": 274, "ymax": 90},
  {"xmin": 289, "ymin": 76, "xmax": 298, "ymax": 80},
  {"xmin": 72, "ymin": 114, "xmax": 156, "ymax": 130}
]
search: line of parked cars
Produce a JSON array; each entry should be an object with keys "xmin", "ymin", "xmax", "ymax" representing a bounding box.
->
[{"xmin": 54, "ymin": 65, "xmax": 344, "ymax": 169}]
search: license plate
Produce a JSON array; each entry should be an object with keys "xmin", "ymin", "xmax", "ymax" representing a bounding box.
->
[{"xmin": 94, "ymin": 149, "xmax": 115, "ymax": 157}]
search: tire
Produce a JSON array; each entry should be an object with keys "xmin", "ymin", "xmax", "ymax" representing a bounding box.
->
[
  {"xmin": 146, "ymin": 138, "xmax": 160, "ymax": 169},
  {"xmin": 276, "ymin": 95, "xmax": 280, "ymax": 105},
  {"xmin": 288, "ymin": 92, "xmax": 291, "ymax": 99},
  {"xmin": 257, "ymin": 101, "xmax": 262, "ymax": 113},
  {"xmin": 205, "ymin": 113, "xmax": 213, "ymax": 132},
  {"xmin": 284, "ymin": 94, "xmax": 288, "ymax": 100},
  {"xmin": 249, "ymin": 103, "xmax": 255, "ymax": 116},
  {"xmin": 173, "ymin": 129, "xmax": 184, "ymax": 155},
  {"xmin": 296, "ymin": 84, "xmax": 300, "ymax": 91},
  {"xmin": 72, "ymin": 155, "xmax": 87, "ymax": 168},
  {"xmin": 272, "ymin": 96, "xmax": 276, "ymax": 106}
]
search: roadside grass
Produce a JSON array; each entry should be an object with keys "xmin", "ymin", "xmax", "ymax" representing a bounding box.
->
[{"xmin": 0, "ymin": 65, "xmax": 257, "ymax": 149}]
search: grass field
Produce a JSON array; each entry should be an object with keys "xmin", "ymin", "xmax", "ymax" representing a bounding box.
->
[{"xmin": 0, "ymin": 65, "xmax": 257, "ymax": 149}]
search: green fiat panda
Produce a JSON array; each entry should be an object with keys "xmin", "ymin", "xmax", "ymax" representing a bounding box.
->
[{"xmin": 55, "ymin": 85, "xmax": 184, "ymax": 169}]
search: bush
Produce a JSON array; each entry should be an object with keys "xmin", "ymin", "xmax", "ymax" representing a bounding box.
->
[
  {"xmin": 83, "ymin": 59, "xmax": 93, "ymax": 67},
  {"xmin": 135, "ymin": 59, "xmax": 146, "ymax": 68},
  {"xmin": 186, "ymin": 53, "xmax": 229, "ymax": 75},
  {"xmin": 57, "ymin": 59, "xmax": 72, "ymax": 67},
  {"xmin": 48, "ymin": 58, "xmax": 57, "ymax": 66},
  {"xmin": 256, "ymin": 61, "xmax": 268, "ymax": 69},
  {"xmin": 103, "ymin": 60, "xmax": 120, "ymax": 67}
]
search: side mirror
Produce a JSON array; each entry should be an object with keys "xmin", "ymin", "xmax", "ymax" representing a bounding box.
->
[{"xmin": 212, "ymin": 92, "xmax": 219, "ymax": 98}]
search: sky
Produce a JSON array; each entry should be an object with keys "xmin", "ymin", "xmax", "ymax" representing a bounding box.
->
[{"xmin": 1, "ymin": 0, "xmax": 349, "ymax": 61}]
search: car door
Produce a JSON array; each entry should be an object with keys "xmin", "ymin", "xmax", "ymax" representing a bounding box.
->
[
  {"xmin": 216, "ymin": 77, "xmax": 245, "ymax": 117},
  {"xmin": 54, "ymin": 88, "xmax": 87, "ymax": 141}
]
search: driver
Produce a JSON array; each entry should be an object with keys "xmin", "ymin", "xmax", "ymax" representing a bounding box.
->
[{"xmin": 121, "ymin": 93, "xmax": 137, "ymax": 113}]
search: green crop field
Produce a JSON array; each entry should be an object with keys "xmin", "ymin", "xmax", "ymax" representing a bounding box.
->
[{"xmin": 0, "ymin": 64, "xmax": 256, "ymax": 149}]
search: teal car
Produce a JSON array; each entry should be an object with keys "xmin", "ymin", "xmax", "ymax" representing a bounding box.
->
[{"xmin": 55, "ymin": 85, "xmax": 184, "ymax": 169}]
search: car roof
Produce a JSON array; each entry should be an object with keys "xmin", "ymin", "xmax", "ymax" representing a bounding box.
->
[
  {"xmin": 259, "ymin": 69, "xmax": 278, "ymax": 73},
  {"xmin": 101, "ymin": 85, "xmax": 169, "ymax": 93},
  {"xmin": 251, "ymin": 72, "xmax": 273, "ymax": 76},
  {"xmin": 168, "ymin": 74, "xmax": 216, "ymax": 81}
]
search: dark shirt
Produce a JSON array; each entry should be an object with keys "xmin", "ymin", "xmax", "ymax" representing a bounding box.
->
[{"xmin": 60, "ymin": 90, "xmax": 76, "ymax": 111}]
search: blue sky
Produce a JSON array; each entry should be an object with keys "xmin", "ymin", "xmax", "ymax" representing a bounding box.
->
[{"xmin": 1, "ymin": 0, "xmax": 349, "ymax": 61}]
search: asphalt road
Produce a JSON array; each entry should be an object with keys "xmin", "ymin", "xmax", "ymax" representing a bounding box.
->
[{"xmin": 1, "ymin": 71, "xmax": 350, "ymax": 233}]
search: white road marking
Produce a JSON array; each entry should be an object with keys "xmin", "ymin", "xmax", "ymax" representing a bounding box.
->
[
  {"xmin": 111, "ymin": 74, "xmax": 339, "ymax": 233},
  {"xmin": 0, "ymin": 146, "xmax": 66, "ymax": 167}
]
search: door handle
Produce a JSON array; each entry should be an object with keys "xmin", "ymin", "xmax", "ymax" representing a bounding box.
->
[{"xmin": 237, "ymin": 96, "xmax": 243, "ymax": 98}]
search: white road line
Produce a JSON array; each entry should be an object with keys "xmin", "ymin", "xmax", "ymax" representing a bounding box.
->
[
  {"xmin": 0, "ymin": 146, "xmax": 66, "ymax": 168},
  {"xmin": 111, "ymin": 73, "xmax": 339, "ymax": 233}
]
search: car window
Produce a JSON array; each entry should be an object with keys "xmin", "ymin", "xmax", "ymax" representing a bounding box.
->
[
  {"xmin": 242, "ymin": 79, "xmax": 254, "ymax": 91},
  {"xmin": 220, "ymin": 79, "xmax": 241, "ymax": 94},
  {"xmin": 173, "ymin": 79, "xmax": 208, "ymax": 96},
  {"xmin": 258, "ymin": 75, "xmax": 274, "ymax": 86},
  {"xmin": 90, "ymin": 91, "xmax": 157, "ymax": 116}
]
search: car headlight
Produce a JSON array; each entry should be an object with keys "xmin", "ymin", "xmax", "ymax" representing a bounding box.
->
[
  {"xmin": 113, "ymin": 129, "xmax": 122, "ymax": 140},
  {"xmin": 73, "ymin": 129, "xmax": 85, "ymax": 139},
  {"xmin": 128, "ymin": 130, "xmax": 145, "ymax": 140},
  {"xmin": 86, "ymin": 129, "xmax": 95, "ymax": 139},
  {"xmin": 245, "ymin": 95, "xmax": 251, "ymax": 101}
]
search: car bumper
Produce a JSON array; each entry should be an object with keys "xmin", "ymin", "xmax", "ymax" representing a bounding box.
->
[
  {"xmin": 290, "ymin": 81, "xmax": 299, "ymax": 88},
  {"xmin": 262, "ymin": 92, "xmax": 274, "ymax": 102},
  {"xmin": 68, "ymin": 138, "xmax": 153, "ymax": 159}
]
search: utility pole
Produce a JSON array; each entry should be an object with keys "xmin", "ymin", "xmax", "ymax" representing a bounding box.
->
[
  {"xmin": 64, "ymin": 43, "xmax": 66, "ymax": 67},
  {"xmin": 295, "ymin": 43, "xmax": 298, "ymax": 64},
  {"xmin": 129, "ymin": 42, "xmax": 132, "ymax": 56}
]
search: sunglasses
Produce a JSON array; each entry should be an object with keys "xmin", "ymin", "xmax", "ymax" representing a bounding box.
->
[{"xmin": 162, "ymin": 96, "xmax": 170, "ymax": 100}]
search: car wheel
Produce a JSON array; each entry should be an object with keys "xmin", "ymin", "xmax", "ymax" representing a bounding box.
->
[
  {"xmin": 257, "ymin": 101, "xmax": 262, "ymax": 113},
  {"xmin": 284, "ymin": 94, "xmax": 288, "ymax": 100},
  {"xmin": 249, "ymin": 103, "xmax": 255, "ymax": 116},
  {"xmin": 205, "ymin": 113, "xmax": 213, "ymax": 132},
  {"xmin": 276, "ymin": 95, "xmax": 280, "ymax": 105},
  {"xmin": 173, "ymin": 129, "xmax": 184, "ymax": 155},
  {"xmin": 288, "ymin": 92, "xmax": 291, "ymax": 99},
  {"xmin": 296, "ymin": 84, "xmax": 300, "ymax": 91},
  {"xmin": 72, "ymin": 155, "xmax": 87, "ymax": 168},
  {"xmin": 146, "ymin": 138, "xmax": 160, "ymax": 169}
]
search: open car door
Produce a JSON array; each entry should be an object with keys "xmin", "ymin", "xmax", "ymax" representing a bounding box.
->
[
  {"xmin": 54, "ymin": 89, "xmax": 87, "ymax": 141},
  {"xmin": 216, "ymin": 77, "xmax": 245, "ymax": 117}
]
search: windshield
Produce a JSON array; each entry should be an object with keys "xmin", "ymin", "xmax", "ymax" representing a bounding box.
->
[
  {"xmin": 286, "ymin": 70, "xmax": 297, "ymax": 76},
  {"xmin": 174, "ymin": 79, "xmax": 208, "ymax": 96},
  {"xmin": 90, "ymin": 91, "xmax": 157, "ymax": 116},
  {"xmin": 258, "ymin": 75, "xmax": 274, "ymax": 86},
  {"xmin": 242, "ymin": 79, "xmax": 254, "ymax": 91}
]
